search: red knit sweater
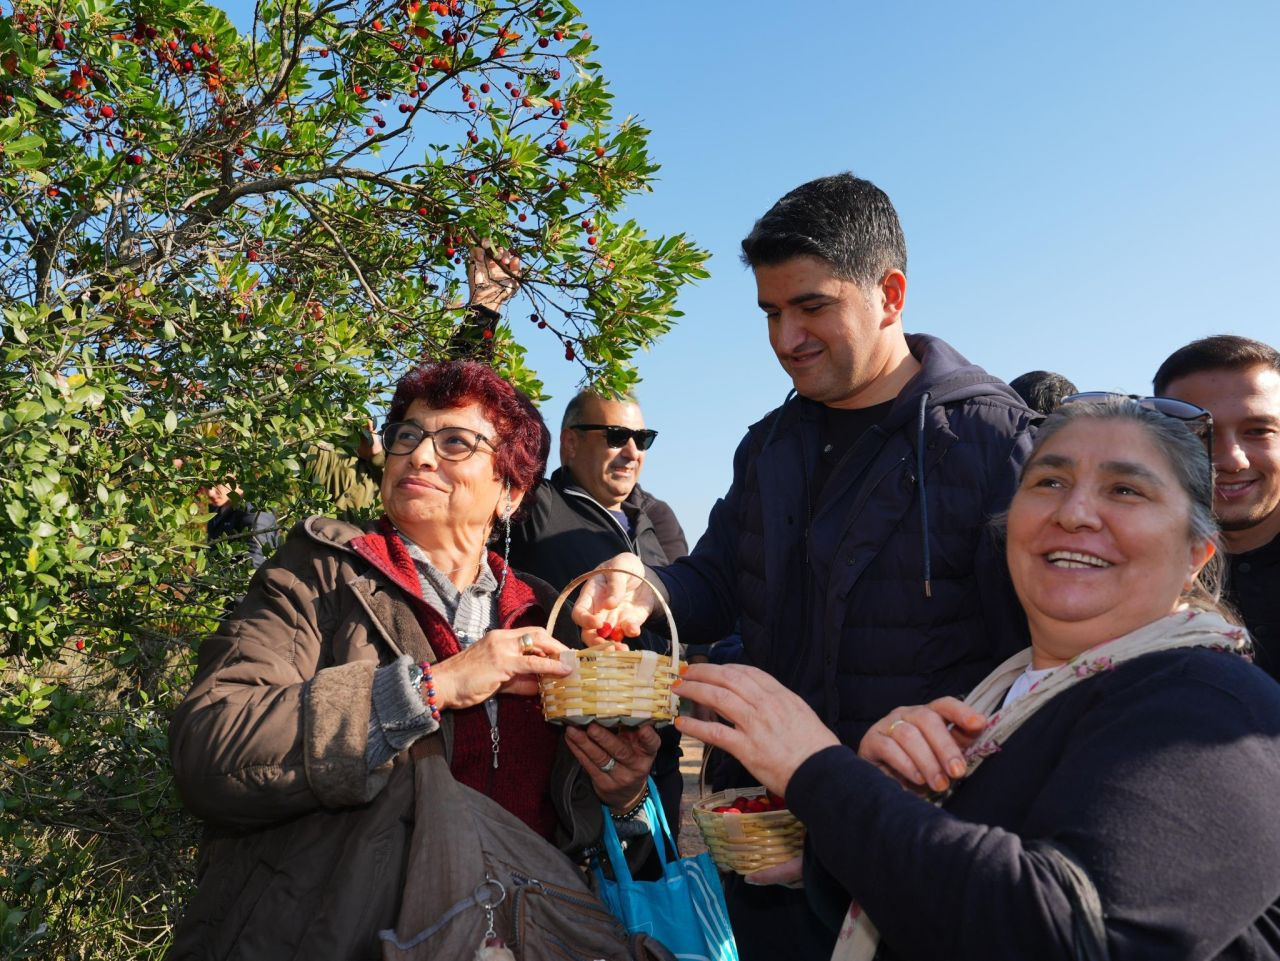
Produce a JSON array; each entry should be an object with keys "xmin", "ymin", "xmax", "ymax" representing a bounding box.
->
[{"xmin": 350, "ymin": 522, "xmax": 561, "ymax": 839}]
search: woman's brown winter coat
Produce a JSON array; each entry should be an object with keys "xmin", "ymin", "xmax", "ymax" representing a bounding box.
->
[{"xmin": 167, "ymin": 517, "xmax": 614, "ymax": 960}]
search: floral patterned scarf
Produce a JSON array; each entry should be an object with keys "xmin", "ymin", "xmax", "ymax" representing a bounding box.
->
[{"xmin": 832, "ymin": 608, "xmax": 1251, "ymax": 961}]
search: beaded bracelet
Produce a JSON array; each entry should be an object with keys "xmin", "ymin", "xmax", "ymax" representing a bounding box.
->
[
  {"xmin": 610, "ymin": 783, "xmax": 649, "ymax": 821},
  {"xmin": 416, "ymin": 660, "xmax": 441, "ymax": 723}
]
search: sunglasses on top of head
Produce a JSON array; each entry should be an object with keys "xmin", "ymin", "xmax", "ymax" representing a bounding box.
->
[
  {"xmin": 570, "ymin": 424, "xmax": 659, "ymax": 451},
  {"xmin": 1060, "ymin": 392, "xmax": 1214, "ymax": 456}
]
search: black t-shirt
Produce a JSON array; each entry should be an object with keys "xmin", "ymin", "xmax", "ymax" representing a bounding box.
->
[
  {"xmin": 1226, "ymin": 535, "xmax": 1280, "ymax": 680},
  {"xmin": 811, "ymin": 400, "xmax": 895, "ymax": 505}
]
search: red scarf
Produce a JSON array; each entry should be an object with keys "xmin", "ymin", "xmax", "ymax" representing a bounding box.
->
[{"xmin": 351, "ymin": 520, "xmax": 561, "ymax": 838}]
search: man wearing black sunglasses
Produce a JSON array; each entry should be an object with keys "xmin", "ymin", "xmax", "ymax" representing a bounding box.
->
[{"xmin": 509, "ymin": 389, "xmax": 690, "ymax": 834}]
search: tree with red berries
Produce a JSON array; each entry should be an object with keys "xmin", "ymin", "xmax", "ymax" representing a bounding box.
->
[{"xmin": 0, "ymin": 0, "xmax": 706, "ymax": 955}]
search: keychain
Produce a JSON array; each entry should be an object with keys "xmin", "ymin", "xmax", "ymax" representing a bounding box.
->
[{"xmin": 473, "ymin": 877, "xmax": 514, "ymax": 961}]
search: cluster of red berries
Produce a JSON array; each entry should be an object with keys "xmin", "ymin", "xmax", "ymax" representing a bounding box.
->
[
  {"xmin": 598, "ymin": 622, "xmax": 627, "ymax": 643},
  {"xmin": 712, "ymin": 791, "xmax": 787, "ymax": 815}
]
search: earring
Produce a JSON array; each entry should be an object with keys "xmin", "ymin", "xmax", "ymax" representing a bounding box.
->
[{"xmin": 497, "ymin": 482, "xmax": 513, "ymax": 598}]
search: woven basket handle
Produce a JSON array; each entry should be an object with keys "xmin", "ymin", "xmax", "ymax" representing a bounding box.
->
[{"xmin": 545, "ymin": 567, "xmax": 680, "ymax": 675}]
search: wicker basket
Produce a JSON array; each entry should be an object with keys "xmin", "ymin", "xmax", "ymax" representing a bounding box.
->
[
  {"xmin": 692, "ymin": 785, "xmax": 806, "ymax": 875},
  {"xmin": 538, "ymin": 568, "xmax": 682, "ymax": 727}
]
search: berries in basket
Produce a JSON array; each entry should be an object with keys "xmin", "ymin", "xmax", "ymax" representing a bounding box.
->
[
  {"xmin": 692, "ymin": 786, "xmax": 806, "ymax": 875},
  {"xmin": 537, "ymin": 568, "xmax": 683, "ymax": 727}
]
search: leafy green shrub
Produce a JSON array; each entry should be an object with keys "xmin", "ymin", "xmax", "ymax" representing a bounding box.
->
[{"xmin": 0, "ymin": 0, "xmax": 706, "ymax": 955}]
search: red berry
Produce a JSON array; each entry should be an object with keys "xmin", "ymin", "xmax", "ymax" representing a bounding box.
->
[
  {"xmin": 554, "ymin": 138, "xmax": 567, "ymax": 152},
  {"xmin": 594, "ymin": 145, "xmax": 605, "ymax": 157},
  {"xmin": 564, "ymin": 345, "xmax": 575, "ymax": 360},
  {"xmin": 481, "ymin": 329, "xmax": 493, "ymax": 340},
  {"xmin": 587, "ymin": 235, "xmax": 597, "ymax": 246},
  {"xmin": 247, "ymin": 249, "xmax": 259, "ymax": 262},
  {"xmin": 732, "ymin": 796, "xmax": 750, "ymax": 810},
  {"xmin": 765, "ymin": 791, "xmax": 786, "ymax": 808},
  {"xmin": 75, "ymin": 639, "xmax": 85, "ymax": 651},
  {"xmin": 372, "ymin": 18, "xmax": 383, "ymax": 30},
  {"xmin": 721, "ymin": 807, "xmax": 742, "ymax": 815},
  {"xmin": 127, "ymin": 152, "xmax": 143, "ymax": 164},
  {"xmin": 46, "ymin": 186, "xmax": 59, "ymax": 198},
  {"xmin": 581, "ymin": 219, "xmax": 591, "ymax": 229},
  {"xmin": 559, "ymin": 120, "xmax": 569, "ymax": 130},
  {"xmin": 293, "ymin": 362, "xmax": 305, "ymax": 372},
  {"xmin": 100, "ymin": 104, "xmax": 115, "ymax": 118},
  {"xmin": 495, "ymin": 45, "xmax": 506, "ymax": 56},
  {"xmin": 554, "ymin": 30, "xmax": 564, "ymax": 40},
  {"xmin": 480, "ymin": 83, "xmax": 490, "ymax": 93},
  {"xmin": 538, "ymin": 36, "xmax": 548, "ymax": 48},
  {"xmin": 366, "ymin": 126, "xmax": 375, "ymax": 135},
  {"xmin": 517, "ymin": 212, "xmax": 527, "ymax": 222},
  {"xmin": 417, "ymin": 207, "xmax": 427, "ymax": 216}
]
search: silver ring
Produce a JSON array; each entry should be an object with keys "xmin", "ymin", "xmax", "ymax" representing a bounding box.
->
[
  {"xmin": 599, "ymin": 757, "xmax": 617, "ymax": 774},
  {"xmin": 519, "ymin": 633, "xmax": 535, "ymax": 652}
]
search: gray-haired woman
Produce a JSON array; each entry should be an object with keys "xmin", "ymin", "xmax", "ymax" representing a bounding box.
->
[{"xmin": 675, "ymin": 397, "xmax": 1280, "ymax": 961}]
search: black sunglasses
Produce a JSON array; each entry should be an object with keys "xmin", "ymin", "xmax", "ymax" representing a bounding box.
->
[
  {"xmin": 1061, "ymin": 392, "xmax": 1214, "ymax": 457},
  {"xmin": 570, "ymin": 424, "xmax": 658, "ymax": 451}
]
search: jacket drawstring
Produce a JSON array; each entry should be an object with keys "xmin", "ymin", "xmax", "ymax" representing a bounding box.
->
[{"xmin": 917, "ymin": 392, "xmax": 932, "ymax": 599}]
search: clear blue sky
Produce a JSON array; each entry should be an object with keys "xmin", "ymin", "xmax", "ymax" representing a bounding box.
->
[{"xmin": 516, "ymin": 0, "xmax": 1280, "ymax": 542}]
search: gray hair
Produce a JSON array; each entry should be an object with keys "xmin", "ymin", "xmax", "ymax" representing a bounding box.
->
[
  {"xmin": 1001, "ymin": 398, "xmax": 1229, "ymax": 617},
  {"xmin": 560, "ymin": 389, "xmax": 639, "ymax": 431}
]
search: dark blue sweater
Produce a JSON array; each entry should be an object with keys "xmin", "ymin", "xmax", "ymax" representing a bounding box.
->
[{"xmin": 789, "ymin": 648, "xmax": 1280, "ymax": 961}]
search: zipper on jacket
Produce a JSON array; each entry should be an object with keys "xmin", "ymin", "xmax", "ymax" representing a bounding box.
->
[{"xmin": 561, "ymin": 487, "xmax": 636, "ymax": 552}]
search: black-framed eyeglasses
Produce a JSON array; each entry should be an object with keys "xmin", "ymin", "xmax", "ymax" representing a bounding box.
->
[
  {"xmin": 1061, "ymin": 392, "xmax": 1214, "ymax": 458},
  {"xmin": 381, "ymin": 422, "xmax": 496, "ymax": 460},
  {"xmin": 570, "ymin": 424, "xmax": 659, "ymax": 451}
]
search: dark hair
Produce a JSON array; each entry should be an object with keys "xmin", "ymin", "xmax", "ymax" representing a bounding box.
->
[
  {"xmin": 560, "ymin": 389, "xmax": 639, "ymax": 430},
  {"xmin": 387, "ymin": 360, "xmax": 550, "ymax": 498},
  {"xmin": 740, "ymin": 172, "xmax": 907, "ymax": 287},
  {"xmin": 1005, "ymin": 398, "xmax": 1228, "ymax": 617},
  {"xmin": 1008, "ymin": 370, "xmax": 1078, "ymax": 416},
  {"xmin": 1153, "ymin": 335, "xmax": 1280, "ymax": 394}
]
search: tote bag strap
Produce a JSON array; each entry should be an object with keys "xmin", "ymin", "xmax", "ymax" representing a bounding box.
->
[{"xmin": 599, "ymin": 777, "xmax": 672, "ymax": 880}]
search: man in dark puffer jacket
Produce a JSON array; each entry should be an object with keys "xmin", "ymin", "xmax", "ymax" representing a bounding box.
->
[{"xmin": 573, "ymin": 173, "xmax": 1038, "ymax": 961}]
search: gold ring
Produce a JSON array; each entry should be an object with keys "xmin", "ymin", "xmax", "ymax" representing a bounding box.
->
[
  {"xmin": 519, "ymin": 633, "xmax": 535, "ymax": 653},
  {"xmin": 887, "ymin": 719, "xmax": 908, "ymax": 735}
]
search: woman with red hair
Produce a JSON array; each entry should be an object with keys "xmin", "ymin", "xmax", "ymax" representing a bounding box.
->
[{"xmin": 168, "ymin": 269, "xmax": 663, "ymax": 961}]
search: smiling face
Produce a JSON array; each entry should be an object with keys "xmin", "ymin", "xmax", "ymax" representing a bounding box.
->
[
  {"xmin": 560, "ymin": 395, "xmax": 646, "ymax": 509},
  {"xmin": 1162, "ymin": 364, "xmax": 1280, "ymax": 554},
  {"xmin": 755, "ymin": 255, "xmax": 915, "ymax": 409},
  {"xmin": 380, "ymin": 400, "xmax": 521, "ymax": 551},
  {"xmin": 1006, "ymin": 418, "xmax": 1214, "ymax": 665}
]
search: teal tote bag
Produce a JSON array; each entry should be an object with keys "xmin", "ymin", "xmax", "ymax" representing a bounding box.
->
[{"xmin": 592, "ymin": 779, "xmax": 738, "ymax": 961}]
